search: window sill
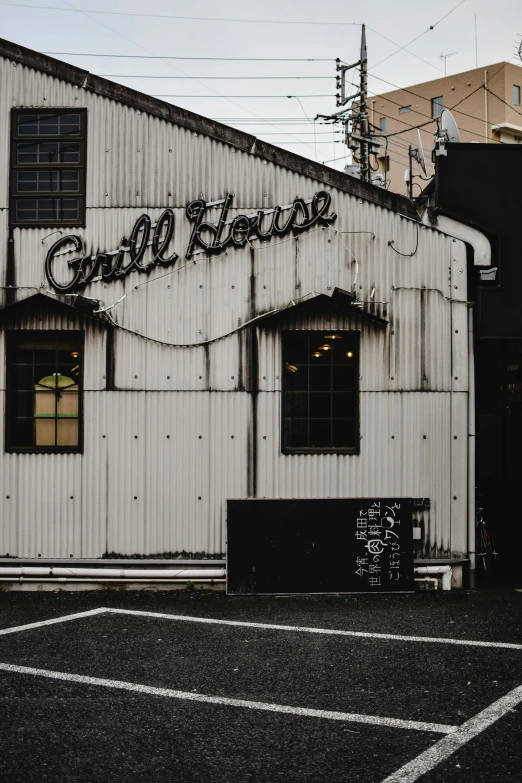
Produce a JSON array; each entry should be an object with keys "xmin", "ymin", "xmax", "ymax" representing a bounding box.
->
[
  {"xmin": 9, "ymin": 221, "xmax": 86, "ymax": 229},
  {"xmin": 5, "ymin": 447, "xmax": 83, "ymax": 454},
  {"xmin": 282, "ymin": 446, "xmax": 360, "ymax": 455}
]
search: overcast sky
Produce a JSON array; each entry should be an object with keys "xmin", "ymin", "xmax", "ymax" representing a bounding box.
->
[{"xmin": 1, "ymin": 0, "xmax": 521, "ymax": 171}]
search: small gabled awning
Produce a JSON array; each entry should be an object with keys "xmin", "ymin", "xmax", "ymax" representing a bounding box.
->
[
  {"xmin": 0, "ymin": 292, "xmax": 107, "ymax": 324},
  {"xmin": 257, "ymin": 287, "xmax": 388, "ymax": 328}
]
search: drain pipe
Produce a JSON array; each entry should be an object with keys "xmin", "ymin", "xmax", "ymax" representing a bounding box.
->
[
  {"xmin": 421, "ymin": 211, "xmax": 488, "ymax": 589},
  {"xmin": 468, "ymin": 306, "xmax": 476, "ymax": 588},
  {"xmin": 0, "ymin": 567, "xmax": 226, "ymax": 579},
  {"xmin": 421, "ymin": 212, "xmax": 491, "ymax": 267},
  {"xmin": 414, "ymin": 566, "xmax": 452, "ymax": 591}
]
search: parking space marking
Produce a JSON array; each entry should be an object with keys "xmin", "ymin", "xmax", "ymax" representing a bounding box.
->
[
  {"xmin": 0, "ymin": 607, "xmax": 107, "ymax": 637},
  {"xmin": 0, "ymin": 661, "xmax": 456, "ymax": 734},
  {"xmin": 382, "ymin": 683, "xmax": 522, "ymax": 782},
  {"xmin": 106, "ymin": 608, "xmax": 522, "ymax": 650}
]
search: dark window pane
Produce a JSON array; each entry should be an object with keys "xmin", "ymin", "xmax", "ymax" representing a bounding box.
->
[
  {"xmin": 11, "ymin": 418, "xmax": 34, "ymax": 447},
  {"xmin": 18, "ymin": 113, "xmax": 81, "ymax": 136},
  {"xmin": 309, "ymin": 419, "xmax": 332, "ymax": 448},
  {"xmin": 17, "ymin": 169, "xmax": 80, "ymax": 193},
  {"xmin": 7, "ymin": 332, "xmax": 82, "ymax": 450},
  {"xmin": 431, "ymin": 96, "xmax": 444, "ymax": 119},
  {"xmin": 12, "ymin": 364, "xmax": 34, "ymax": 390},
  {"xmin": 282, "ymin": 330, "xmax": 359, "ymax": 452},
  {"xmin": 9, "ymin": 391, "xmax": 34, "ymax": 417},
  {"xmin": 35, "ymin": 348, "xmax": 56, "ymax": 363},
  {"xmin": 332, "ymin": 419, "xmax": 356, "ymax": 448},
  {"xmin": 17, "ymin": 114, "xmax": 41, "ymax": 136},
  {"xmin": 61, "ymin": 199, "xmax": 80, "ymax": 219},
  {"xmin": 309, "ymin": 392, "xmax": 331, "ymax": 418},
  {"xmin": 15, "ymin": 198, "xmax": 80, "ymax": 222},
  {"xmin": 285, "ymin": 365, "xmax": 308, "ymax": 391},
  {"xmin": 333, "ymin": 392, "xmax": 356, "ymax": 418},
  {"xmin": 333, "ymin": 365, "xmax": 355, "ymax": 389},
  {"xmin": 285, "ymin": 418, "xmax": 308, "ymax": 448},
  {"xmin": 310, "ymin": 365, "xmax": 331, "ymax": 391},
  {"xmin": 17, "ymin": 141, "xmax": 80, "ymax": 164},
  {"xmin": 285, "ymin": 391, "xmax": 308, "ymax": 417},
  {"xmin": 15, "ymin": 347, "xmax": 34, "ymax": 362},
  {"xmin": 284, "ymin": 332, "xmax": 311, "ymax": 363}
]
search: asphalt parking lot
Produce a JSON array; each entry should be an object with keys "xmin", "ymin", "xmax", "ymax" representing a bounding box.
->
[{"xmin": 0, "ymin": 589, "xmax": 521, "ymax": 783}]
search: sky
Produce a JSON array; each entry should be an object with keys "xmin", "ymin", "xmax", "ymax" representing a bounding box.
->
[{"xmin": 0, "ymin": 0, "xmax": 521, "ymax": 171}]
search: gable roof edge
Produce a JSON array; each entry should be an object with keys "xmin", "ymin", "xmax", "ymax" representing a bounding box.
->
[{"xmin": 0, "ymin": 36, "xmax": 417, "ymax": 220}]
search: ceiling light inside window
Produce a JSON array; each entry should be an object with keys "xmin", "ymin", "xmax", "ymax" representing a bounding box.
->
[
  {"xmin": 312, "ymin": 352, "xmax": 323, "ymax": 358},
  {"xmin": 346, "ymin": 351, "xmax": 354, "ymax": 358}
]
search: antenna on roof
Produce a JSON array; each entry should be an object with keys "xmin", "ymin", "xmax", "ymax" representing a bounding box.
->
[
  {"xmin": 440, "ymin": 51, "xmax": 458, "ymax": 76},
  {"xmin": 406, "ymin": 130, "xmax": 428, "ymax": 199},
  {"xmin": 434, "ymin": 108, "xmax": 460, "ymax": 157},
  {"xmin": 413, "ymin": 129, "xmax": 427, "ymax": 175}
]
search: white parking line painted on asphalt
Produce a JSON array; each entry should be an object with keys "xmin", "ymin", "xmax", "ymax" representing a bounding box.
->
[
  {"xmin": 106, "ymin": 608, "xmax": 522, "ymax": 651},
  {"xmin": 0, "ymin": 608, "xmax": 107, "ymax": 637},
  {"xmin": 381, "ymin": 683, "xmax": 522, "ymax": 782},
  {"xmin": 0, "ymin": 661, "xmax": 456, "ymax": 734}
]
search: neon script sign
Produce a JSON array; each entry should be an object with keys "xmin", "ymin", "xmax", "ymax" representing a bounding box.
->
[{"xmin": 45, "ymin": 191, "xmax": 336, "ymax": 293}]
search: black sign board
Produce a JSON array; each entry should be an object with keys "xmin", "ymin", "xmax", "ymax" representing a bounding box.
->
[{"xmin": 227, "ymin": 498, "xmax": 413, "ymax": 594}]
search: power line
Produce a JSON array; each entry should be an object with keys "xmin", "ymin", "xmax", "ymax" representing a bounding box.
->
[
  {"xmin": 152, "ymin": 94, "xmax": 335, "ymax": 98},
  {"xmin": 54, "ymin": 0, "xmax": 319, "ymax": 154},
  {"xmin": 98, "ymin": 75, "xmax": 333, "ymax": 80},
  {"xmin": 253, "ymin": 140, "xmax": 340, "ymax": 144},
  {"xmin": 0, "ymin": 2, "xmax": 361, "ymax": 24},
  {"xmin": 248, "ymin": 131, "xmax": 341, "ymax": 135},
  {"xmin": 43, "ymin": 53, "xmax": 335, "ymax": 61},
  {"xmin": 370, "ymin": 0, "xmax": 468, "ymax": 71},
  {"xmin": 366, "ymin": 25, "xmax": 444, "ymax": 74},
  {"xmin": 485, "ymin": 86, "xmax": 522, "ymax": 118}
]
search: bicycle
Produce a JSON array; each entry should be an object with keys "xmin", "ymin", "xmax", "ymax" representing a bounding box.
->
[{"xmin": 475, "ymin": 495, "xmax": 499, "ymax": 579}]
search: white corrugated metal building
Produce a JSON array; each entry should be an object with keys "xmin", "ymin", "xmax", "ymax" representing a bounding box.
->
[{"xmin": 0, "ymin": 38, "xmax": 490, "ymax": 589}]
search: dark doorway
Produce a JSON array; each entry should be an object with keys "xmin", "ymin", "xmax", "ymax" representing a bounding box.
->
[{"xmin": 476, "ymin": 340, "xmax": 522, "ymax": 585}]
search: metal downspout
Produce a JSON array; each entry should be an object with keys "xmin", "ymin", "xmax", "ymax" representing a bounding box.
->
[
  {"xmin": 468, "ymin": 308, "xmax": 476, "ymax": 587},
  {"xmin": 422, "ymin": 211, "xmax": 489, "ymax": 587}
]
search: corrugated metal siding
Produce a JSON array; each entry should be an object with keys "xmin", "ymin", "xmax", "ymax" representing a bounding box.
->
[{"xmin": 0, "ymin": 54, "xmax": 471, "ymax": 560}]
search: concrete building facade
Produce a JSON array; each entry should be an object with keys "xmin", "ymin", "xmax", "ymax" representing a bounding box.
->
[{"xmin": 370, "ymin": 61, "xmax": 522, "ymax": 194}]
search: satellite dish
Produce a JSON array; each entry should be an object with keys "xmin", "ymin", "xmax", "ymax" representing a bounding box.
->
[
  {"xmin": 440, "ymin": 108, "xmax": 460, "ymax": 143},
  {"xmin": 416, "ymin": 129, "xmax": 427, "ymax": 175}
]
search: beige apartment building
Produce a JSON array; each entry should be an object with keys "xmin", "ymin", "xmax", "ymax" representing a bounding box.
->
[{"xmin": 369, "ymin": 61, "xmax": 522, "ymax": 194}]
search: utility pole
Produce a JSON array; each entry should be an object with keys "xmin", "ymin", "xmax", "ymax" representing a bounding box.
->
[
  {"xmin": 358, "ymin": 24, "xmax": 370, "ymax": 183},
  {"xmin": 316, "ymin": 23, "xmax": 377, "ymax": 183}
]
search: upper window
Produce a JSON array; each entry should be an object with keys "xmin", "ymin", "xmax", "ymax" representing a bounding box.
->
[
  {"xmin": 379, "ymin": 117, "xmax": 387, "ymax": 132},
  {"xmin": 6, "ymin": 331, "xmax": 83, "ymax": 452},
  {"xmin": 514, "ymin": 85, "xmax": 521, "ymax": 106},
  {"xmin": 399, "ymin": 105, "xmax": 412, "ymax": 114},
  {"xmin": 431, "ymin": 96, "xmax": 444, "ymax": 118},
  {"xmin": 10, "ymin": 109, "xmax": 86, "ymax": 227},
  {"xmin": 282, "ymin": 330, "xmax": 359, "ymax": 454}
]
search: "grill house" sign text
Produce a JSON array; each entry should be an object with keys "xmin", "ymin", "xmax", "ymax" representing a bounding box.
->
[{"xmin": 45, "ymin": 191, "xmax": 336, "ymax": 293}]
